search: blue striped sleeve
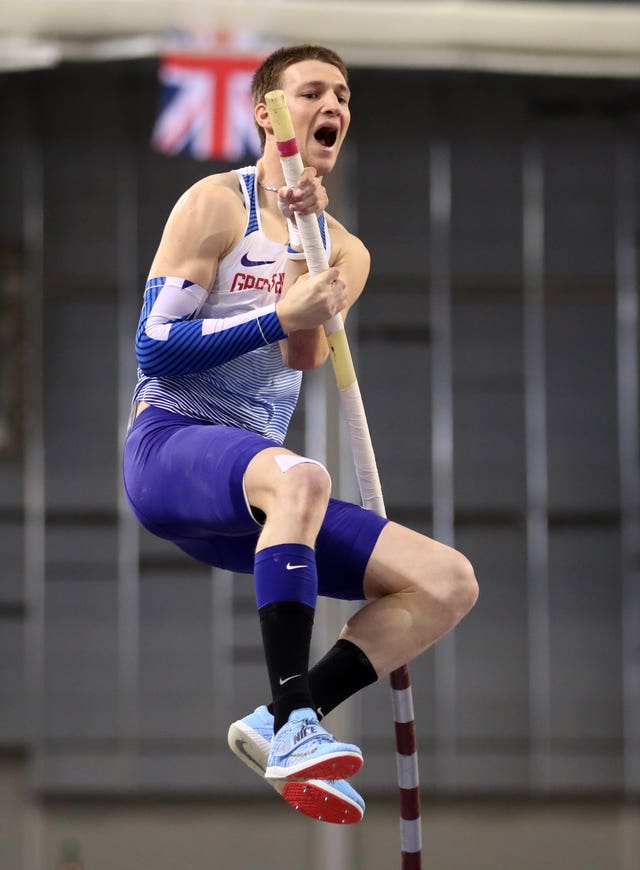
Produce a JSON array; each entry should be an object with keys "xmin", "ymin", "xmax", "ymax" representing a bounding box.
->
[{"xmin": 135, "ymin": 277, "xmax": 287, "ymax": 377}]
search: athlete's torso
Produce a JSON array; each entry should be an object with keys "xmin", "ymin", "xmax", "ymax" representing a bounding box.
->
[{"xmin": 132, "ymin": 166, "xmax": 331, "ymax": 444}]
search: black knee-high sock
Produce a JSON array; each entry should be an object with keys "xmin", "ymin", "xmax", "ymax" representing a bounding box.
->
[
  {"xmin": 268, "ymin": 638, "xmax": 378, "ymax": 723},
  {"xmin": 308, "ymin": 639, "xmax": 378, "ymax": 720},
  {"xmin": 259, "ymin": 600, "xmax": 315, "ymax": 733},
  {"xmin": 254, "ymin": 543, "xmax": 318, "ymax": 734}
]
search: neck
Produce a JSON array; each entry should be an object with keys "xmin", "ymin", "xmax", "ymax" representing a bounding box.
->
[{"xmin": 256, "ymin": 154, "xmax": 285, "ymax": 191}]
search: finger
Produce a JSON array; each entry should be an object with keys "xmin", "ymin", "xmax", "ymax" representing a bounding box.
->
[
  {"xmin": 299, "ymin": 166, "xmax": 318, "ymax": 185},
  {"xmin": 278, "ymin": 186, "xmax": 296, "ymax": 203}
]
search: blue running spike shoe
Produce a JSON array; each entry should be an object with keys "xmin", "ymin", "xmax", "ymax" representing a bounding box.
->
[
  {"xmin": 227, "ymin": 706, "xmax": 365, "ymax": 824},
  {"xmin": 265, "ymin": 707, "xmax": 363, "ymax": 782}
]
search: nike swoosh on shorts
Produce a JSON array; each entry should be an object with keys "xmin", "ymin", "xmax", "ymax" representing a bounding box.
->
[{"xmin": 241, "ymin": 253, "xmax": 277, "ymax": 267}]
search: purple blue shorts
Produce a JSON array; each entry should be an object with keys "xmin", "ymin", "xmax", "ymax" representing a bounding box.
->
[{"xmin": 123, "ymin": 406, "xmax": 388, "ymax": 601}]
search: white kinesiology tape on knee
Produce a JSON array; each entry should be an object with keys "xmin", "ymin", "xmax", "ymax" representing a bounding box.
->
[{"xmin": 274, "ymin": 453, "xmax": 331, "ymax": 482}]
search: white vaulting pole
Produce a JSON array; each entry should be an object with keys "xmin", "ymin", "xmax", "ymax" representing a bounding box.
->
[{"xmin": 266, "ymin": 90, "xmax": 422, "ymax": 870}]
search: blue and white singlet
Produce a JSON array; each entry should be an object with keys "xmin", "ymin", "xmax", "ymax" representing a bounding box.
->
[{"xmin": 131, "ymin": 166, "xmax": 331, "ymax": 444}]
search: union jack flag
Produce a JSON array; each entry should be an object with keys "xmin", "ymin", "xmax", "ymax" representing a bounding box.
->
[{"xmin": 152, "ymin": 52, "xmax": 264, "ymax": 161}]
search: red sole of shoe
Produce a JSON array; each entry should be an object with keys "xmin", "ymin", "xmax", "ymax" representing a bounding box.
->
[
  {"xmin": 284, "ymin": 754, "xmax": 363, "ymax": 782},
  {"xmin": 282, "ymin": 782, "xmax": 363, "ymax": 824}
]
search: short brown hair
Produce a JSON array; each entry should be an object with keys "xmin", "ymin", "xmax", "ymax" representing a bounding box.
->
[{"xmin": 251, "ymin": 44, "xmax": 349, "ymax": 150}]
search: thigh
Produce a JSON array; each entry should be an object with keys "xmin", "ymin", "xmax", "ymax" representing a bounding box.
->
[
  {"xmin": 315, "ymin": 499, "xmax": 388, "ymax": 601},
  {"xmin": 362, "ymin": 520, "xmax": 467, "ymax": 600},
  {"xmin": 123, "ymin": 406, "xmax": 278, "ymax": 538},
  {"xmin": 173, "ymin": 531, "xmax": 258, "ymax": 574}
]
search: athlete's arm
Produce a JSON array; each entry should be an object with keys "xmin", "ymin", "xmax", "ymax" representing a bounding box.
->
[
  {"xmin": 136, "ymin": 176, "xmax": 289, "ymax": 377},
  {"xmin": 148, "ymin": 174, "xmax": 243, "ymax": 290},
  {"xmin": 279, "ymin": 219, "xmax": 370, "ymax": 371},
  {"xmin": 136, "ymin": 176, "xmax": 346, "ymax": 377}
]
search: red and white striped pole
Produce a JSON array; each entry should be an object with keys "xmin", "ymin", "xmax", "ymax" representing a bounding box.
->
[
  {"xmin": 391, "ymin": 665, "xmax": 422, "ymax": 869},
  {"xmin": 266, "ymin": 90, "xmax": 422, "ymax": 869}
]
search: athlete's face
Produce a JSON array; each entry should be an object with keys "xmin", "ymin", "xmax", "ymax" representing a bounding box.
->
[{"xmin": 278, "ymin": 59, "xmax": 351, "ymax": 175}]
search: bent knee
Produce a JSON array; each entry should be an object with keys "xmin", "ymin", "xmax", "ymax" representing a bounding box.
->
[
  {"xmin": 284, "ymin": 459, "xmax": 331, "ymax": 496},
  {"xmin": 277, "ymin": 460, "xmax": 332, "ymax": 516},
  {"xmin": 444, "ymin": 551, "xmax": 479, "ymax": 619}
]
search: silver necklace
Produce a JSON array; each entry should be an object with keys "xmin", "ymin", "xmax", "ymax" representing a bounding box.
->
[{"xmin": 258, "ymin": 181, "xmax": 280, "ymax": 192}]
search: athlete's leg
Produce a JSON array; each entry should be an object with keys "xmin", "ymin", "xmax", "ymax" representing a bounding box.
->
[
  {"xmin": 300, "ymin": 505, "xmax": 478, "ymax": 721},
  {"xmin": 123, "ymin": 407, "xmax": 280, "ymax": 543},
  {"xmin": 243, "ymin": 447, "xmax": 363, "ymax": 781},
  {"xmin": 126, "ymin": 410, "xmax": 363, "ymax": 787},
  {"xmin": 242, "ymin": 446, "xmax": 330, "ymax": 728},
  {"xmin": 243, "ymin": 446, "xmax": 332, "ymax": 549},
  {"xmin": 338, "ymin": 522, "xmax": 478, "ymax": 678}
]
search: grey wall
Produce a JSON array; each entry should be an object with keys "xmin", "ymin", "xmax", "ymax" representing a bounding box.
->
[{"xmin": 0, "ymin": 62, "xmax": 638, "ymax": 809}]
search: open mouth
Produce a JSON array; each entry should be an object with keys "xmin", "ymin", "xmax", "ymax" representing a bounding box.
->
[{"xmin": 314, "ymin": 126, "xmax": 338, "ymax": 148}]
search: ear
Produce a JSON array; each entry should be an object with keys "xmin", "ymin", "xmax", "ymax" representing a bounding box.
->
[{"xmin": 255, "ymin": 102, "xmax": 273, "ymax": 138}]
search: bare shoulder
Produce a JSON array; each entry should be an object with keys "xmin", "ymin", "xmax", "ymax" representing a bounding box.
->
[
  {"xmin": 169, "ymin": 170, "xmax": 245, "ymax": 230},
  {"xmin": 148, "ymin": 170, "xmax": 246, "ymax": 286}
]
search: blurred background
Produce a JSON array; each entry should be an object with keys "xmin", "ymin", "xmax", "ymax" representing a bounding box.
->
[{"xmin": 1, "ymin": 2, "xmax": 639, "ymax": 868}]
